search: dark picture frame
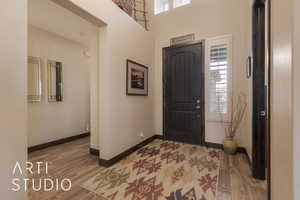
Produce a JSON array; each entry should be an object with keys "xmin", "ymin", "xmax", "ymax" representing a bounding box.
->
[{"xmin": 126, "ymin": 59, "xmax": 148, "ymax": 96}]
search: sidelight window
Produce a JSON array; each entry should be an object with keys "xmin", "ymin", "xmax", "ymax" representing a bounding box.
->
[
  {"xmin": 155, "ymin": 0, "xmax": 191, "ymax": 14},
  {"xmin": 173, "ymin": 0, "xmax": 191, "ymax": 8},
  {"xmin": 206, "ymin": 35, "xmax": 232, "ymax": 121}
]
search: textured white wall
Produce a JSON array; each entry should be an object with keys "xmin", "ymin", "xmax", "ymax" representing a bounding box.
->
[
  {"xmin": 149, "ymin": 0, "xmax": 252, "ymax": 154},
  {"xmin": 88, "ymin": 26, "xmax": 100, "ymax": 150},
  {"xmin": 271, "ymin": 0, "xmax": 294, "ymax": 199},
  {"xmin": 28, "ymin": 26, "xmax": 90, "ymax": 147},
  {"xmin": 0, "ymin": 0, "xmax": 27, "ymax": 199},
  {"xmin": 294, "ymin": 0, "xmax": 300, "ymax": 198}
]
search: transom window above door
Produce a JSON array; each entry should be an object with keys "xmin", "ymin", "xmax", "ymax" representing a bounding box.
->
[
  {"xmin": 174, "ymin": 0, "xmax": 191, "ymax": 8},
  {"xmin": 154, "ymin": 0, "xmax": 191, "ymax": 14}
]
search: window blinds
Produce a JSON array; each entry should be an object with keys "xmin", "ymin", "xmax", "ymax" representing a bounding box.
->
[{"xmin": 208, "ymin": 43, "xmax": 229, "ymax": 115}]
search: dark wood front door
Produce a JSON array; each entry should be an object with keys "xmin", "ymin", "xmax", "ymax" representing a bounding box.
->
[{"xmin": 163, "ymin": 42, "xmax": 205, "ymax": 145}]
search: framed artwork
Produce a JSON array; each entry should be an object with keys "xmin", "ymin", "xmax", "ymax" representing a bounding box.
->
[{"xmin": 126, "ymin": 59, "xmax": 148, "ymax": 96}]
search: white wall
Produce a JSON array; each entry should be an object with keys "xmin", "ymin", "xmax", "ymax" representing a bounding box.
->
[
  {"xmin": 271, "ymin": 0, "xmax": 294, "ymax": 199},
  {"xmin": 150, "ymin": 0, "xmax": 252, "ymax": 154},
  {"xmin": 294, "ymin": 0, "xmax": 300, "ymax": 198},
  {"xmin": 0, "ymin": 0, "xmax": 27, "ymax": 199},
  {"xmin": 28, "ymin": 26, "xmax": 90, "ymax": 147},
  {"xmin": 56, "ymin": 0, "xmax": 155, "ymax": 159},
  {"xmin": 88, "ymin": 26, "xmax": 100, "ymax": 150},
  {"xmin": 29, "ymin": 0, "xmax": 100, "ymax": 150}
]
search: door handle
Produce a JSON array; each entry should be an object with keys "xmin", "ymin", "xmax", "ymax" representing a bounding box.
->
[
  {"xmin": 260, "ymin": 111, "xmax": 266, "ymax": 117},
  {"xmin": 246, "ymin": 56, "xmax": 252, "ymax": 79}
]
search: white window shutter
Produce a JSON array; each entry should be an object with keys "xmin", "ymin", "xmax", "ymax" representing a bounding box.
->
[{"xmin": 206, "ymin": 35, "xmax": 232, "ymax": 121}]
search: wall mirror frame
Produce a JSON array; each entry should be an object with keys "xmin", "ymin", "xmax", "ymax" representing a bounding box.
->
[
  {"xmin": 28, "ymin": 56, "xmax": 42, "ymax": 103},
  {"xmin": 47, "ymin": 60, "xmax": 63, "ymax": 102}
]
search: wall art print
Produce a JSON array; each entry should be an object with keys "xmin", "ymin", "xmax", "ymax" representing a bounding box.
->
[{"xmin": 126, "ymin": 59, "xmax": 148, "ymax": 96}]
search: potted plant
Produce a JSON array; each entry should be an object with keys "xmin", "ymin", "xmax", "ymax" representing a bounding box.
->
[{"xmin": 219, "ymin": 93, "xmax": 247, "ymax": 154}]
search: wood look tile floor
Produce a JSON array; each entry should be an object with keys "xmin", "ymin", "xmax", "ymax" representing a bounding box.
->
[{"xmin": 28, "ymin": 137, "xmax": 267, "ymax": 200}]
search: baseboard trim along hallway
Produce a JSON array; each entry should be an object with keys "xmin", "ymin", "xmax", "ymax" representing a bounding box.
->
[
  {"xmin": 99, "ymin": 135, "xmax": 163, "ymax": 167},
  {"xmin": 89, "ymin": 148, "xmax": 100, "ymax": 156},
  {"xmin": 28, "ymin": 132, "xmax": 90, "ymax": 153},
  {"xmin": 205, "ymin": 142, "xmax": 252, "ymax": 167}
]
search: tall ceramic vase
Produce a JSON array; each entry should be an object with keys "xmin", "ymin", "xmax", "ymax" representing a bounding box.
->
[{"xmin": 223, "ymin": 137, "xmax": 238, "ymax": 154}]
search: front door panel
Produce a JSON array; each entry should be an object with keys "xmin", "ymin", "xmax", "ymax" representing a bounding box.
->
[{"xmin": 163, "ymin": 42, "xmax": 205, "ymax": 145}]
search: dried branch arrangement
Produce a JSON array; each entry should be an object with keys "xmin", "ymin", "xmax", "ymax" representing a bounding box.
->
[{"xmin": 219, "ymin": 93, "xmax": 248, "ymax": 139}]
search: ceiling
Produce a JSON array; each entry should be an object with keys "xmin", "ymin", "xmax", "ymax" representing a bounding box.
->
[{"xmin": 28, "ymin": 0, "xmax": 96, "ymax": 46}]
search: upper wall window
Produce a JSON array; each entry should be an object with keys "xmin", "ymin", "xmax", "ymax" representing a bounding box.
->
[
  {"xmin": 173, "ymin": 0, "xmax": 191, "ymax": 8},
  {"xmin": 155, "ymin": 0, "xmax": 191, "ymax": 14},
  {"xmin": 155, "ymin": 0, "xmax": 169, "ymax": 14},
  {"xmin": 206, "ymin": 35, "xmax": 232, "ymax": 121}
]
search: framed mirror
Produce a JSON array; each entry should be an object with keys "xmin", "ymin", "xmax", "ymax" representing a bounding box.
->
[
  {"xmin": 28, "ymin": 56, "xmax": 42, "ymax": 103},
  {"xmin": 47, "ymin": 60, "xmax": 63, "ymax": 102}
]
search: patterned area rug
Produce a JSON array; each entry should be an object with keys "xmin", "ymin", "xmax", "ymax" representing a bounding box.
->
[{"xmin": 82, "ymin": 139, "xmax": 221, "ymax": 200}]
